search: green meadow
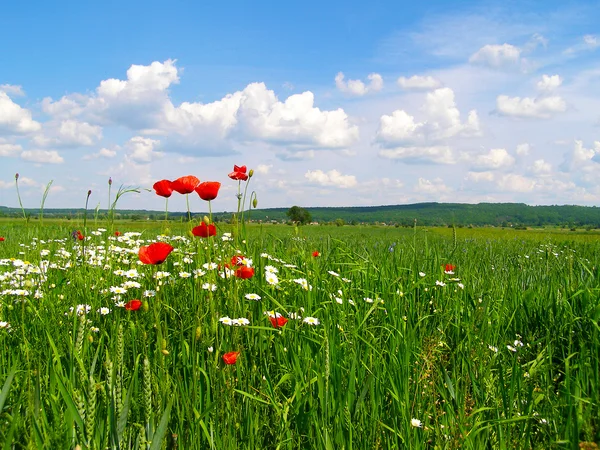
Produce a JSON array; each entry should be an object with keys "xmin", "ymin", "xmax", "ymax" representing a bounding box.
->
[{"xmin": 0, "ymin": 220, "xmax": 599, "ymax": 448}]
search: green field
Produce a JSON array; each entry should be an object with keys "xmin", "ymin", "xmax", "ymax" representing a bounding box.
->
[{"xmin": 0, "ymin": 220, "xmax": 599, "ymax": 448}]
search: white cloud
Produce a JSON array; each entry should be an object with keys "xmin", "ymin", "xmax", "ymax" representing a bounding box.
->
[
  {"xmin": 304, "ymin": 169, "xmax": 357, "ymax": 188},
  {"xmin": 536, "ymin": 74, "xmax": 562, "ymax": 91},
  {"xmin": 496, "ymin": 95, "xmax": 566, "ymax": 118},
  {"xmin": 0, "ymin": 84, "xmax": 24, "ymax": 96},
  {"xmin": 335, "ymin": 72, "xmax": 383, "ymax": 96},
  {"xmin": 414, "ymin": 177, "xmax": 451, "ymax": 194},
  {"xmin": 496, "ymin": 174, "xmax": 535, "ymax": 192},
  {"xmin": 379, "ymin": 146, "xmax": 455, "ymax": 164},
  {"xmin": 516, "ymin": 143, "xmax": 531, "ymax": 156},
  {"xmin": 468, "ymin": 148, "xmax": 515, "ymax": 171},
  {"xmin": 397, "ymin": 75, "xmax": 441, "ymax": 90},
  {"xmin": 276, "ymin": 149, "xmax": 315, "ymax": 161},
  {"xmin": 0, "ymin": 92, "xmax": 42, "ymax": 135},
  {"xmin": 33, "ymin": 120, "xmax": 103, "ymax": 147},
  {"xmin": 20, "ymin": 150, "xmax": 64, "ymax": 164},
  {"xmin": 561, "ymin": 140, "xmax": 600, "ymax": 171},
  {"xmin": 125, "ymin": 136, "xmax": 162, "ymax": 163},
  {"xmin": 583, "ymin": 34, "xmax": 599, "ymax": 49},
  {"xmin": 465, "ymin": 171, "xmax": 494, "ymax": 182},
  {"xmin": 0, "ymin": 176, "xmax": 38, "ymax": 189},
  {"xmin": 377, "ymin": 87, "xmax": 480, "ymax": 145},
  {"xmin": 469, "ymin": 43, "xmax": 521, "ymax": 68},
  {"xmin": 0, "ymin": 143, "xmax": 22, "ymax": 157},
  {"xmin": 82, "ymin": 147, "xmax": 117, "ymax": 160},
  {"xmin": 256, "ymin": 164, "xmax": 272, "ymax": 174},
  {"xmin": 530, "ymin": 159, "xmax": 552, "ymax": 175}
]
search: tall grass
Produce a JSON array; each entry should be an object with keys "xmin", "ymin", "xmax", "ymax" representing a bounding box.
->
[{"xmin": 0, "ymin": 221, "xmax": 598, "ymax": 448}]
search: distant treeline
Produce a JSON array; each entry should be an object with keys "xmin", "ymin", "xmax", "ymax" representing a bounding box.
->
[{"xmin": 2, "ymin": 202, "xmax": 600, "ymax": 227}]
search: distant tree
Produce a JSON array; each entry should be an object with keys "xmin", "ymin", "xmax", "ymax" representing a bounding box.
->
[
  {"xmin": 287, "ymin": 206, "xmax": 312, "ymax": 225},
  {"xmin": 334, "ymin": 218, "xmax": 345, "ymax": 227}
]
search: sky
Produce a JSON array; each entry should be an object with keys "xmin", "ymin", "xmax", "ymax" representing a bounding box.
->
[{"xmin": 1, "ymin": 0, "xmax": 600, "ymax": 212}]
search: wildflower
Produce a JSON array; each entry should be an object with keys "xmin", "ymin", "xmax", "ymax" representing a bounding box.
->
[
  {"xmin": 222, "ymin": 351, "xmax": 240, "ymax": 365},
  {"xmin": 139, "ymin": 242, "xmax": 174, "ymax": 265},
  {"xmin": 202, "ymin": 283, "xmax": 217, "ymax": 291},
  {"xmin": 444, "ymin": 264, "xmax": 455, "ymax": 274},
  {"xmin": 202, "ymin": 262, "xmax": 218, "ymax": 270},
  {"xmin": 228, "ymin": 165, "xmax": 248, "ymax": 181},
  {"xmin": 303, "ymin": 317, "xmax": 320, "ymax": 325},
  {"xmin": 195, "ymin": 181, "xmax": 221, "ymax": 201},
  {"xmin": 265, "ymin": 272, "xmax": 279, "ymax": 285},
  {"xmin": 114, "ymin": 231, "xmax": 121, "ymax": 236},
  {"xmin": 419, "ymin": 272, "xmax": 426, "ymax": 277},
  {"xmin": 109, "ymin": 286, "xmax": 127, "ymax": 294},
  {"xmin": 328, "ymin": 270, "xmax": 340, "ymax": 277},
  {"xmin": 232, "ymin": 318, "xmax": 250, "ymax": 326},
  {"xmin": 312, "ymin": 251, "xmax": 320, "ymax": 257},
  {"xmin": 235, "ymin": 266, "xmax": 255, "ymax": 279},
  {"xmin": 171, "ymin": 176, "xmax": 200, "ymax": 194},
  {"xmin": 269, "ymin": 314, "xmax": 288, "ymax": 328},
  {"xmin": 153, "ymin": 180, "xmax": 174, "ymax": 198},
  {"xmin": 488, "ymin": 345, "xmax": 498, "ymax": 353},
  {"xmin": 98, "ymin": 307, "xmax": 111, "ymax": 315},
  {"xmin": 411, "ymin": 418, "xmax": 423, "ymax": 428},
  {"xmin": 0, "ymin": 321, "xmax": 11, "ymax": 330},
  {"xmin": 264, "ymin": 265, "xmax": 278, "ymax": 273},
  {"xmin": 0, "ymin": 237, "xmax": 5, "ymax": 242},
  {"xmin": 293, "ymin": 278, "xmax": 311, "ymax": 290},
  {"xmin": 178, "ymin": 271, "xmax": 192, "ymax": 278},
  {"xmin": 435, "ymin": 280, "xmax": 446, "ymax": 287},
  {"xmin": 245, "ymin": 293, "xmax": 261, "ymax": 301},
  {"xmin": 208, "ymin": 346, "xmax": 214, "ymax": 353},
  {"xmin": 192, "ymin": 223, "xmax": 217, "ymax": 238},
  {"xmin": 219, "ymin": 317, "xmax": 233, "ymax": 325},
  {"xmin": 143, "ymin": 290, "xmax": 156, "ymax": 297},
  {"xmin": 125, "ymin": 299, "xmax": 142, "ymax": 311}
]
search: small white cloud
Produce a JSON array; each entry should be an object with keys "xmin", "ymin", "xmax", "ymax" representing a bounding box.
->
[
  {"xmin": 335, "ymin": 72, "xmax": 383, "ymax": 96},
  {"xmin": 397, "ymin": 75, "xmax": 441, "ymax": 91},
  {"xmin": 516, "ymin": 143, "xmax": 531, "ymax": 156},
  {"xmin": 530, "ymin": 159, "xmax": 552, "ymax": 175},
  {"xmin": 469, "ymin": 43, "xmax": 521, "ymax": 68},
  {"xmin": 414, "ymin": 177, "xmax": 451, "ymax": 194},
  {"xmin": 496, "ymin": 95, "xmax": 566, "ymax": 118},
  {"xmin": 0, "ymin": 176, "xmax": 38, "ymax": 189},
  {"xmin": 256, "ymin": 164, "xmax": 272, "ymax": 174},
  {"xmin": 0, "ymin": 92, "xmax": 42, "ymax": 135},
  {"xmin": 468, "ymin": 148, "xmax": 515, "ymax": 171},
  {"xmin": 583, "ymin": 34, "xmax": 599, "ymax": 49},
  {"xmin": 536, "ymin": 74, "xmax": 562, "ymax": 91},
  {"xmin": 0, "ymin": 143, "xmax": 22, "ymax": 157},
  {"xmin": 496, "ymin": 174, "xmax": 535, "ymax": 192},
  {"xmin": 82, "ymin": 147, "xmax": 117, "ymax": 160},
  {"xmin": 465, "ymin": 171, "xmax": 494, "ymax": 182},
  {"xmin": 0, "ymin": 84, "xmax": 25, "ymax": 96},
  {"xmin": 125, "ymin": 136, "xmax": 162, "ymax": 163},
  {"xmin": 379, "ymin": 146, "xmax": 455, "ymax": 164},
  {"xmin": 33, "ymin": 119, "xmax": 103, "ymax": 147},
  {"xmin": 305, "ymin": 169, "xmax": 357, "ymax": 188},
  {"xmin": 21, "ymin": 150, "xmax": 64, "ymax": 164}
]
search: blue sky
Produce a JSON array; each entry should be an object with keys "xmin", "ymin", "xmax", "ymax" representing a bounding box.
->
[{"xmin": 1, "ymin": 0, "xmax": 600, "ymax": 212}]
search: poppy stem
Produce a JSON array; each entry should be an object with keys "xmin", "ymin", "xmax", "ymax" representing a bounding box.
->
[
  {"xmin": 186, "ymin": 193, "xmax": 191, "ymax": 222},
  {"xmin": 164, "ymin": 197, "xmax": 169, "ymax": 228}
]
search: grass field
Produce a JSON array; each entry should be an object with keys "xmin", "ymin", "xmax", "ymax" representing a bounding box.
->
[{"xmin": 0, "ymin": 220, "xmax": 599, "ymax": 448}]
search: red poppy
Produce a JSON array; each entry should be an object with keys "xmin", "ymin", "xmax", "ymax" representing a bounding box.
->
[
  {"xmin": 0, "ymin": 237, "xmax": 5, "ymax": 242},
  {"xmin": 125, "ymin": 299, "xmax": 142, "ymax": 311},
  {"xmin": 235, "ymin": 266, "xmax": 255, "ymax": 279},
  {"xmin": 230, "ymin": 255, "xmax": 247, "ymax": 266},
  {"xmin": 444, "ymin": 264, "xmax": 456, "ymax": 272},
  {"xmin": 269, "ymin": 315, "xmax": 288, "ymax": 328},
  {"xmin": 139, "ymin": 242, "xmax": 174, "ymax": 265},
  {"xmin": 114, "ymin": 231, "xmax": 121, "ymax": 236},
  {"xmin": 153, "ymin": 180, "xmax": 174, "ymax": 198},
  {"xmin": 228, "ymin": 165, "xmax": 248, "ymax": 181},
  {"xmin": 195, "ymin": 181, "xmax": 221, "ymax": 201},
  {"xmin": 77, "ymin": 231, "xmax": 85, "ymax": 241},
  {"xmin": 171, "ymin": 176, "xmax": 200, "ymax": 194},
  {"xmin": 222, "ymin": 351, "xmax": 240, "ymax": 365},
  {"xmin": 192, "ymin": 223, "xmax": 217, "ymax": 238},
  {"xmin": 312, "ymin": 251, "xmax": 320, "ymax": 257}
]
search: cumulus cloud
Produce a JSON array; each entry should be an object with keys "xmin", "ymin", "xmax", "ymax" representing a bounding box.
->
[
  {"xmin": 125, "ymin": 136, "xmax": 162, "ymax": 163},
  {"xmin": 496, "ymin": 95, "xmax": 566, "ymax": 118},
  {"xmin": 414, "ymin": 177, "xmax": 451, "ymax": 194},
  {"xmin": 0, "ymin": 84, "xmax": 24, "ymax": 96},
  {"xmin": 496, "ymin": 173, "xmax": 536, "ymax": 192},
  {"xmin": 20, "ymin": 150, "xmax": 64, "ymax": 164},
  {"xmin": 0, "ymin": 143, "xmax": 22, "ymax": 157},
  {"xmin": 530, "ymin": 159, "xmax": 552, "ymax": 175},
  {"xmin": 256, "ymin": 164, "xmax": 272, "ymax": 174},
  {"xmin": 516, "ymin": 143, "xmax": 531, "ymax": 156},
  {"xmin": 335, "ymin": 72, "xmax": 383, "ymax": 96},
  {"xmin": 560, "ymin": 140, "xmax": 600, "ymax": 171},
  {"xmin": 377, "ymin": 87, "xmax": 480, "ymax": 145},
  {"xmin": 397, "ymin": 75, "xmax": 441, "ymax": 91},
  {"xmin": 304, "ymin": 169, "xmax": 357, "ymax": 188},
  {"xmin": 33, "ymin": 120, "xmax": 103, "ymax": 147},
  {"xmin": 82, "ymin": 147, "xmax": 118, "ymax": 160},
  {"xmin": 469, "ymin": 43, "xmax": 522, "ymax": 68},
  {"xmin": 378, "ymin": 146, "xmax": 455, "ymax": 164},
  {"xmin": 536, "ymin": 74, "xmax": 562, "ymax": 91},
  {"xmin": 41, "ymin": 60, "xmax": 359, "ymax": 155},
  {"xmin": 583, "ymin": 34, "xmax": 599, "ymax": 49},
  {"xmin": 0, "ymin": 92, "xmax": 42, "ymax": 135},
  {"xmin": 467, "ymin": 148, "xmax": 515, "ymax": 171},
  {"xmin": 465, "ymin": 171, "xmax": 494, "ymax": 182}
]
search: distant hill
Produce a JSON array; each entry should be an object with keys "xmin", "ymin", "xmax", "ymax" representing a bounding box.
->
[{"xmin": 1, "ymin": 203, "xmax": 600, "ymax": 227}]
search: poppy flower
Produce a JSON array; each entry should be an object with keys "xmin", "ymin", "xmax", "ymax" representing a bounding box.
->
[
  {"xmin": 153, "ymin": 180, "xmax": 174, "ymax": 198},
  {"xmin": 114, "ymin": 231, "xmax": 121, "ymax": 236},
  {"xmin": 235, "ymin": 266, "xmax": 255, "ymax": 279},
  {"xmin": 228, "ymin": 165, "xmax": 248, "ymax": 181},
  {"xmin": 192, "ymin": 223, "xmax": 217, "ymax": 238},
  {"xmin": 230, "ymin": 255, "xmax": 247, "ymax": 266},
  {"xmin": 171, "ymin": 176, "xmax": 200, "ymax": 195},
  {"xmin": 444, "ymin": 264, "xmax": 456, "ymax": 273},
  {"xmin": 0, "ymin": 237, "xmax": 5, "ymax": 242},
  {"xmin": 77, "ymin": 231, "xmax": 85, "ymax": 241},
  {"xmin": 195, "ymin": 181, "xmax": 221, "ymax": 201},
  {"xmin": 312, "ymin": 251, "xmax": 320, "ymax": 257},
  {"xmin": 125, "ymin": 299, "xmax": 142, "ymax": 311},
  {"xmin": 139, "ymin": 242, "xmax": 174, "ymax": 265},
  {"xmin": 222, "ymin": 351, "xmax": 240, "ymax": 365},
  {"xmin": 269, "ymin": 315, "xmax": 288, "ymax": 328}
]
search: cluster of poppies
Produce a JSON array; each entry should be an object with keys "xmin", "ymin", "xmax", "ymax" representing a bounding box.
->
[{"xmin": 153, "ymin": 176, "xmax": 221, "ymax": 201}]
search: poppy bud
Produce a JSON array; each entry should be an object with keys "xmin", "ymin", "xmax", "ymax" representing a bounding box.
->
[
  {"xmin": 253, "ymin": 197, "xmax": 258, "ymax": 208},
  {"xmin": 203, "ymin": 215, "xmax": 210, "ymax": 225},
  {"xmin": 108, "ymin": 177, "xmax": 112, "ymax": 186},
  {"xmin": 87, "ymin": 190, "xmax": 92, "ymax": 197},
  {"xmin": 248, "ymin": 169, "xmax": 254, "ymax": 178},
  {"xmin": 15, "ymin": 173, "xmax": 19, "ymax": 180}
]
